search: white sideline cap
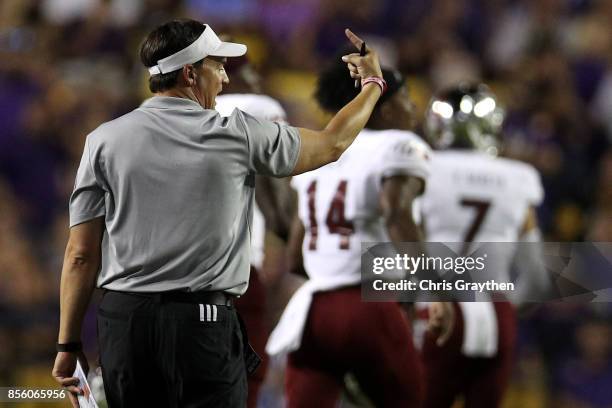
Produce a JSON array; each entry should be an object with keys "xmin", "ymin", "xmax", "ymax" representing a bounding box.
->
[{"xmin": 148, "ymin": 24, "xmax": 247, "ymax": 76}]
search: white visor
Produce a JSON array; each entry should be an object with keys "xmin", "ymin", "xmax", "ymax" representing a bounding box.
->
[{"xmin": 148, "ymin": 24, "xmax": 247, "ymax": 75}]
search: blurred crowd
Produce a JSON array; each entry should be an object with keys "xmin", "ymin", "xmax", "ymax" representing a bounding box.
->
[{"xmin": 0, "ymin": 0, "xmax": 611, "ymax": 407}]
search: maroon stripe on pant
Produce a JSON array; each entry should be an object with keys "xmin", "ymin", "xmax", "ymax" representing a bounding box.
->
[
  {"xmin": 286, "ymin": 286, "xmax": 423, "ymax": 408},
  {"xmin": 420, "ymin": 302, "xmax": 516, "ymax": 408}
]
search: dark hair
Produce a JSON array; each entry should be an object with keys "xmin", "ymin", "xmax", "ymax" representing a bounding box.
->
[
  {"xmin": 140, "ymin": 19, "xmax": 206, "ymax": 93},
  {"xmin": 315, "ymin": 51, "xmax": 405, "ymax": 115}
]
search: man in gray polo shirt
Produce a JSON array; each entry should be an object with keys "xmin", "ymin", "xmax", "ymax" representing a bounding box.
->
[{"xmin": 52, "ymin": 19, "xmax": 386, "ymax": 407}]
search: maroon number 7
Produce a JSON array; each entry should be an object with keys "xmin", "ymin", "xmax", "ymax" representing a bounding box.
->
[
  {"xmin": 306, "ymin": 180, "xmax": 355, "ymax": 250},
  {"xmin": 460, "ymin": 199, "xmax": 491, "ymax": 255}
]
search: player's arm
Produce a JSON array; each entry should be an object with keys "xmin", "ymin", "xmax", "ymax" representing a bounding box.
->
[
  {"xmin": 52, "ymin": 217, "xmax": 104, "ymax": 403},
  {"xmin": 380, "ymin": 175, "xmax": 454, "ymax": 345},
  {"xmin": 520, "ymin": 206, "xmax": 539, "ymax": 237},
  {"xmin": 512, "ymin": 206, "xmax": 550, "ymax": 305},
  {"xmin": 255, "ymin": 176, "xmax": 292, "ymax": 242},
  {"xmin": 380, "ymin": 175, "xmax": 424, "ymax": 243},
  {"xmin": 291, "ymin": 30, "xmax": 383, "ymax": 175},
  {"xmin": 287, "ymin": 214, "xmax": 307, "ymax": 278}
]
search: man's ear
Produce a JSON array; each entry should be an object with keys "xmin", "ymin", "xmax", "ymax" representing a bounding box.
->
[{"xmin": 182, "ymin": 65, "xmax": 196, "ymax": 86}]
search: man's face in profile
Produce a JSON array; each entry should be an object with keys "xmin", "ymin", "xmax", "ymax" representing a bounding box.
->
[{"xmin": 197, "ymin": 56, "xmax": 229, "ymax": 109}]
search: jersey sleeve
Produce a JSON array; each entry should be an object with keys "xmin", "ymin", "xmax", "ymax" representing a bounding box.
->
[
  {"xmin": 69, "ymin": 136, "xmax": 106, "ymax": 227},
  {"xmin": 520, "ymin": 164, "xmax": 544, "ymax": 206},
  {"xmin": 216, "ymin": 94, "xmax": 288, "ymax": 123},
  {"xmin": 259, "ymin": 97, "xmax": 288, "ymax": 123},
  {"xmin": 375, "ymin": 135, "xmax": 431, "ymax": 183},
  {"xmin": 213, "ymin": 96, "xmax": 236, "ymax": 117},
  {"xmin": 237, "ymin": 109, "xmax": 301, "ymax": 177},
  {"xmin": 290, "ymin": 174, "xmax": 304, "ymax": 191}
]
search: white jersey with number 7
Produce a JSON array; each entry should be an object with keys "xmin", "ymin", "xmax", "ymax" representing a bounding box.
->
[
  {"xmin": 420, "ymin": 151, "xmax": 543, "ymax": 241},
  {"xmin": 419, "ymin": 150, "xmax": 543, "ymax": 275}
]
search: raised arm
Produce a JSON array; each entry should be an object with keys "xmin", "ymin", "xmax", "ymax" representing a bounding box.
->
[{"xmin": 291, "ymin": 29, "xmax": 383, "ymax": 175}]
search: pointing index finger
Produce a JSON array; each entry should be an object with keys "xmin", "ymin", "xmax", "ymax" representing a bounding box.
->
[{"xmin": 345, "ymin": 28, "xmax": 364, "ymax": 51}]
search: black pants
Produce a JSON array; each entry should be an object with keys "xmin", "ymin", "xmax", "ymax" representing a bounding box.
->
[{"xmin": 97, "ymin": 291, "xmax": 247, "ymax": 408}]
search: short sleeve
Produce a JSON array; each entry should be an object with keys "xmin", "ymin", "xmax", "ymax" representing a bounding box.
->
[
  {"xmin": 239, "ymin": 110, "xmax": 301, "ymax": 177},
  {"xmin": 290, "ymin": 174, "xmax": 302, "ymax": 190},
  {"xmin": 522, "ymin": 165, "xmax": 544, "ymax": 206},
  {"xmin": 261, "ymin": 98, "xmax": 288, "ymax": 123},
  {"xmin": 290, "ymin": 173, "xmax": 313, "ymax": 193},
  {"xmin": 376, "ymin": 136, "xmax": 431, "ymax": 183},
  {"xmin": 69, "ymin": 137, "xmax": 106, "ymax": 227}
]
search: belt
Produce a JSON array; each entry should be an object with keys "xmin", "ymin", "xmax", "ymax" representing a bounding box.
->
[{"xmin": 105, "ymin": 290, "xmax": 234, "ymax": 306}]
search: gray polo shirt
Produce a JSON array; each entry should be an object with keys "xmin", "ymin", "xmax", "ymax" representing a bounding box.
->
[{"xmin": 69, "ymin": 96, "xmax": 300, "ymax": 295}]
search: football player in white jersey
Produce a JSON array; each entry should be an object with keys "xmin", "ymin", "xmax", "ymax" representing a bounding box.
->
[
  {"xmin": 417, "ymin": 84, "xmax": 545, "ymax": 408},
  {"xmin": 215, "ymin": 54, "xmax": 293, "ymax": 408},
  {"xmin": 266, "ymin": 59, "xmax": 453, "ymax": 408}
]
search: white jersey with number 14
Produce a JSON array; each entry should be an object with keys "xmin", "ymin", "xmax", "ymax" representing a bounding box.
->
[{"xmin": 292, "ymin": 129, "xmax": 431, "ymax": 282}]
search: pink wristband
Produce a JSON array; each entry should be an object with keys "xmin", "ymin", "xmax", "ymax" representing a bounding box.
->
[{"xmin": 361, "ymin": 76, "xmax": 387, "ymax": 94}]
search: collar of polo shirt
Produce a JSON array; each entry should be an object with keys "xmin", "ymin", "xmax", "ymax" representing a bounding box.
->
[{"xmin": 148, "ymin": 25, "xmax": 247, "ymax": 76}]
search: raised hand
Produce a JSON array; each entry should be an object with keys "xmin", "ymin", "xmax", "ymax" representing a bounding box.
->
[{"xmin": 341, "ymin": 29, "xmax": 383, "ymax": 83}]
